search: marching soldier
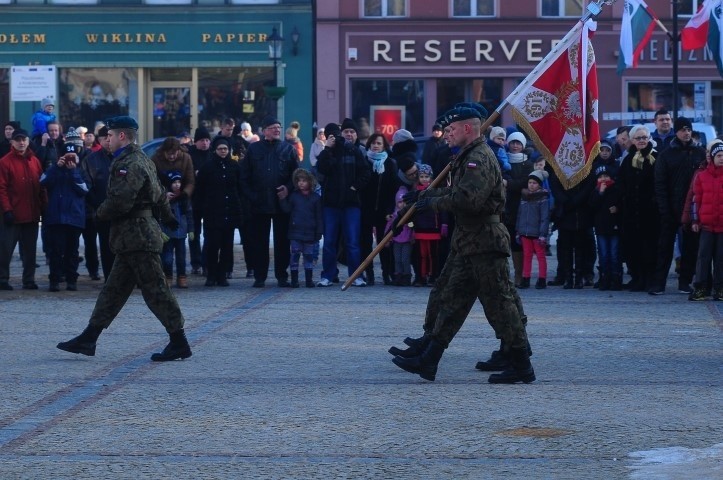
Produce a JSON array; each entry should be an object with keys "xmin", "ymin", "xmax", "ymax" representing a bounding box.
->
[
  {"xmin": 57, "ymin": 115, "xmax": 192, "ymax": 362},
  {"xmin": 390, "ymin": 105, "xmax": 534, "ymax": 383}
]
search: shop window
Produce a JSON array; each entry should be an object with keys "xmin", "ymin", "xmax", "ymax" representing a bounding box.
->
[
  {"xmin": 363, "ymin": 0, "xmax": 406, "ymax": 18},
  {"xmin": 58, "ymin": 68, "xmax": 137, "ymax": 132},
  {"xmin": 350, "ymin": 79, "xmax": 423, "ymax": 138},
  {"xmin": 452, "ymin": 0, "xmax": 495, "ymax": 17},
  {"xmin": 541, "ymin": 0, "xmax": 583, "ymax": 18},
  {"xmin": 626, "ymin": 82, "xmax": 705, "ymax": 120},
  {"xmin": 436, "ymin": 78, "xmax": 502, "ymax": 124},
  {"xmin": 678, "ymin": 0, "xmax": 702, "ymax": 16},
  {"xmin": 197, "ymin": 67, "xmax": 274, "ymax": 135}
]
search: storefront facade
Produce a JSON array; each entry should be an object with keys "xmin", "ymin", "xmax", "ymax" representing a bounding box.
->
[
  {"xmin": 317, "ymin": 0, "xmax": 721, "ymax": 140},
  {"xmin": 0, "ymin": 2, "xmax": 312, "ymax": 143}
]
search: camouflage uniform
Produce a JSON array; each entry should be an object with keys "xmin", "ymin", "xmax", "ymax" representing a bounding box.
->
[
  {"xmin": 419, "ymin": 137, "xmax": 528, "ymax": 350},
  {"xmin": 88, "ymin": 143, "xmax": 185, "ymax": 333}
]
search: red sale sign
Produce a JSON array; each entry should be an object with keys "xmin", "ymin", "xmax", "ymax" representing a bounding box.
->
[{"xmin": 370, "ymin": 106, "xmax": 405, "ymax": 144}]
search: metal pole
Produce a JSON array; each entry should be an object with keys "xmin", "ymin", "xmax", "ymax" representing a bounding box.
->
[{"xmin": 672, "ymin": 0, "xmax": 679, "ymax": 120}]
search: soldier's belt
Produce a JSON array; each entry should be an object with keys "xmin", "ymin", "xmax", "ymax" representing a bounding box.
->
[
  {"xmin": 126, "ymin": 209, "xmax": 153, "ymax": 218},
  {"xmin": 456, "ymin": 214, "xmax": 500, "ymax": 226}
]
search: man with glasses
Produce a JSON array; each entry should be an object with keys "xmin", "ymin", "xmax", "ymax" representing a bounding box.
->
[
  {"xmin": 648, "ymin": 117, "xmax": 706, "ymax": 295},
  {"xmin": 240, "ymin": 115, "xmax": 299, "ymax": 288},
  {"xmin": 651, "ymin": 109, "xmax": 675, "ymax": 151}
]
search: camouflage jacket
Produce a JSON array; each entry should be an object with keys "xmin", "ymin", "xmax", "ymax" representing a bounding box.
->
[
  {"xmin": 422, "ymin": 136, "xmax": 510, "ymax": 256},
  {"xmin": 97, "ymin": 143, "xmax": 175, "ymax": 254}
]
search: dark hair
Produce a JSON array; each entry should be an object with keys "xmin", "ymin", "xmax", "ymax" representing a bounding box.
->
[
  {"xmin": 616, "ymin": 125, "xmax": 631, "ymax": 135},
  {"xmin": 292, "ymin": 168, "xmax": 317, "ymax": 191},
  {"xmin": 654, "ymin": 109, "xmax": 670, "ymax": 120},
  {"xmin": 365, "ymin": 132, "xmax": 391, "ymax": 152},
  {"xmin": 158, "ymin": 136, "xmax": 181, "ymax": 153},
  {"xmin": 222, "ymin": 118, "xmax": 235, "ymax": 127}
]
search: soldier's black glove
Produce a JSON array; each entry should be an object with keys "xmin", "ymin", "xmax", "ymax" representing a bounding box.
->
[
  {"xmin": 3, "ymin": 211, "xmax": 14, "ymax": 226},
  {"xmin": 414, "ymin": 198, "xmax": 431, "ymax": 212},
  {"xmin": 402, "ymin": 190, "xmax": 419, "ymax": 205}
]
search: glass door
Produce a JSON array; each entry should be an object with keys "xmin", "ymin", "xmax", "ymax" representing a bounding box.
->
[{"xmin": 150, "ymin": 83, "xmax": 191, "ymax": 140}]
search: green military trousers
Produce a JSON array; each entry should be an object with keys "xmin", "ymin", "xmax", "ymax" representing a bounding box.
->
[
  {"xmin": 426, "ymin": 250, "xmax": 528, "ymax": 350},
  {"xmin": 89, "ymin": 251, "xmax": 185, "ymax": 333}
]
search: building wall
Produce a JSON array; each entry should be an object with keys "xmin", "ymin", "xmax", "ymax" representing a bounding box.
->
[{"xmin": 317, "ymin": 0, "xmax": 721, "ymax": 139}]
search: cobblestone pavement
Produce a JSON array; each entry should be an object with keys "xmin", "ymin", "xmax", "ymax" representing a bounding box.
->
[{"xmin": 0, "ymin": 243, "xmax": 720, "ymax": 479}]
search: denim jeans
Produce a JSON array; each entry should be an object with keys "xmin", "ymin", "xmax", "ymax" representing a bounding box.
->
[
  {"xmin": 596, "ymin": 234, "xmax": 621, "ymax": 277},
  {"xmin": 322, "ymin": 206, "xmax": 361, "ymax": 281},
  {"xmin": 162, "ymin": 237, "xmax": 187, "ymax": 277}
]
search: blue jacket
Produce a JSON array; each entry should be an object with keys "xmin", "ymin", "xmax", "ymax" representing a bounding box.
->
[
  {"xmin": 40, "ymin": 163, "xmax": 88, "ymax": 228},
  {"xmin": 162, "ymin": 196, "xmax": 193, "ymax": 239},
  {"xmin": 31, "ymin": 110, "xmax": 56, "ymax": 137}
]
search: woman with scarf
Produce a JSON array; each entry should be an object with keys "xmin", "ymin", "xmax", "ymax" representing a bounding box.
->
[
  {"xmin": 618, "ymin": 125, "xmax": 660, "ymax": 291},
  {"xmin": 360, "ymin": 133, "xmax": 399, "ymax": 285}
]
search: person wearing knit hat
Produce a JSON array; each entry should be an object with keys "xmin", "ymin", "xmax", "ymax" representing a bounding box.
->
[
  {"xmin": 392, "ymin": 129, "xmax": 413, "ymax": 145},
  {"xmin": 591, "ymin": 138, "xmax": 619, "ymax": 181},
  {"xmin": 485, "ymin": 126, "xmax": 512, "ymax": 174},
  {"xmin": 240, "ymin": 122, "xmax": 260, "ymax": 143},
  {"xmin": 390, "ymin": 94, "xmax": 535, "ymax": 385},
  {"xmin": 590, "ymin": 160, "xmax": 623, "ymax": 291},
  {"xmin": 489, "ymin": 126, "xmax": 506, "ymax": 145},
  {"xmin": 314, "ymin": 115, "xmax": 370, "ymax": 287},
  {"xmin": 507, "ymin": 131, "xmax": 527, "ymax": 149},
  {"xmin": 160, "ymin": 169, "xmax": 194, "ymax": 289},
  {"xmin": 340, "ymin": 118, "xmax": 362, "ymax": 148},
  {"xmin": 340, "ymin": 117, "xmax": 359, "ymax": 134},
  {"xmin": 647, "ymin": 114, "xmax": 706, "ymax": 295},
  {"xmin": 261, "ymin": 115, "xmax": 280, "ymax": 130},
  {"xmin": 324, "ymin": 122, "xmax": 341, "ymax": 140},
  {"xmin": 686, "ymin": 140, "xmax": 723, "ymax": 300},
  {"xmin": 422, "ymin": 122, "xmax": 449, "ymax": 176},
  {"xmin": 0, "ymin": 121, "xmax": 21, "ymax": 158},
  {"xmin": 194, "ymin": 126, "xmax": 211, "ymax": 143},
  {"xmin": 64, "ymin": 127, "xmax": 84, "ymax": 147},
  {"xmin": 515, "ymin": 167, "xmax": 551, "ymax": 289},
  {"xmin": 31, "ymin": 97, "xmax": 57, "ymax": 138},
  {"xmin": 240, "ymin": 109, "xmax": 299, "ymax": 288}
]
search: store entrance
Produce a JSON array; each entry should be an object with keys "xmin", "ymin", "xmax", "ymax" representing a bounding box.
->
[{"xmin": 149, "ymin": 82, "xmax": 192, "ymax": 140}]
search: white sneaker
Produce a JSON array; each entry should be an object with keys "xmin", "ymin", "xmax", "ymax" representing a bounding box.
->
[
  {"xmin": 352, "ymin": 278, "xmax": 367, "ymax": 287},
  {"xmin": 316, "ymin": 278, "xmax": 332, "ymax": 287}
]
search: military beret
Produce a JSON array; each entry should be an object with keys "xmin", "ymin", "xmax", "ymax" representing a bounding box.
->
[
  {"xmin": 435, "ymin": 115, "xmax": 449, "ymax": 129},
  {"xmin": 105, "ymin": 116, "xmax": 139, "ymax": 131},
  {"xmin": 455, "ymin": 102, "xmax": 489, "ymax": 121},
  {"xmin": 443, "ymin": 107, "xmax": 482, "ymax": 125}
]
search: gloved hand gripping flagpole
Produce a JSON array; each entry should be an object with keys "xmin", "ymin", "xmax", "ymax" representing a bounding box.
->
[{"xmin": 341, "ymin": 0, "xmax": 618, "ymax": 292}]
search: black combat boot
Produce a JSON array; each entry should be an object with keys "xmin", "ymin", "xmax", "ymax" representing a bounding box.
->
[
  {"xmin": 305, "ymin": 269, "xmax": 315, "ymax": 288},
  {"xmin": 475, "ymin": 340, "xmax": 511, "ymax": 371},
  {"xmin": 389, "ymin": 334, "xmax": 431, "ymax": 358},
  {"xmin": 57, "ymin": 324, "xmax": 104, "ymax": 356},
  {"xmin": 290, "ymin": 270, "xmax": 300, "ymax": 288},
  {"xmin": 488, "ymin": 347, "xmax": 536, "ymax": 384},
  {"xmin": 151, "ymin": 329, "xmax": 192, "ymax": 361},
  {"xmin": 403, "ymin": 334, "xmax": 426, "ymax": 347},
  {"xmin": 392, "ymin": 338, "xmax": 446, "ymax": 381}
]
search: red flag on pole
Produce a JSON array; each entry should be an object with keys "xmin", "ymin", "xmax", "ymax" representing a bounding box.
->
[{"xmin": 510, "ymin": 20, "xmax": 600, "ymax": 190}]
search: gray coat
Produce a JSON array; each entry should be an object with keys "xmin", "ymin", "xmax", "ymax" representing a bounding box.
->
[{"xmin": 515, "ymin": 188, "xmax": 551, "ymax": 238}]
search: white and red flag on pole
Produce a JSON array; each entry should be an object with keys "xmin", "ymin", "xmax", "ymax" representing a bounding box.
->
[
  {"xmin": 681, "ymin": 0, "xmax": 723, "ymax": 76},
  {"xmin": 510, "ymin": 20, "xmax": 600, "ymax": 189}
]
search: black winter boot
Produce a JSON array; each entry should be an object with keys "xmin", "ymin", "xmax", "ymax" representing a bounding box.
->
[
  {"xmin": 151, "ymin": 329, "xmax": 192, "ymax": 361},
  {"xmin": 57, "ymin": 324, "xmax": 104, "ymax": 356},
  {"xmin": 609, "ymin": 274, "xmax": 622, "ymax": 291},
  {"xmin": 475, "ymin": 340, "xmax": 511, "ymax": 371},
  {"xmin": 519, "ymin": 277, "xmax": 530, "ymax": 289},
  {"xmin": 305, "ymin": 269, "xmax": 315, "ymax": 288},
  {"xmin": 392, "ymin": 338, "xmax": 446, "ymax": 381},
  {"xmin": 574, "ymin": 275, "xmax": 584, "ymax": 289},
  {"xmin": 401, "ymin": 274, "xmax": 412, "ymax": 286},
  {"xmin": 598, "ymin": 274, "xmax": 610, "ymax": 291},
  {"xmin": 563, "ymin": 276, "xmax": 574, "ymax": 289},
  {"xmin": 535, "ymin": 278, "xmax": 547, "ymax": 289},
  {"xmin": 488, "ymin": 347, "xmax": 536, "ymax": 384},
  {"xmin": 389, "ymin": 334, "xmax": 431, "ymax": 358},
  {"xmin": 290, "ymin": 270, "xmax": 300, "ymax": 288}
]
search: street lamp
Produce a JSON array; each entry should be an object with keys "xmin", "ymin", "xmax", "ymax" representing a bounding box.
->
[{"xmin": 267, "ymin": 26, "xmax": 284, "ymax": 87}]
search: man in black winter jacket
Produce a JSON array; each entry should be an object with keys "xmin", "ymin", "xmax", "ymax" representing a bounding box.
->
[
  {"xmin": 239, "ymin": 115, "xmax": 298, "ymax": 288},
  {"xmin": 315, "ymin": 122, "xmax": 370, "ymax": 287},
  {"xmin": 648, "ymin": 117, "xmax": 706, "ymax": 295}
]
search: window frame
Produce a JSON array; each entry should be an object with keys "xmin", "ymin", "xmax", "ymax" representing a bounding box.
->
[
  {"xmin": 678, "ymin": 0, "xmax": 702, "ymax": 18},
  {"xmin": 540, "ymin": 0, "xmax": 585, "ymax": 19},
  {"xmin": 361, "ymin": 0, "xmax": 408, "ymax": 19},
  {"xmin": 450, "ymin": 0, "xmax": 496, "ymax": 18}
]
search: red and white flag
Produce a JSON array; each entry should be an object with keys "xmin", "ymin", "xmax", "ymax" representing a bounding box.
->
[
  {"xmin": 681, "ymin": 0, "xmax": 720, "ymax": 50},
  {"xmin": 510, "ymin": 20, "xmax": 600, "ymax": 189}
]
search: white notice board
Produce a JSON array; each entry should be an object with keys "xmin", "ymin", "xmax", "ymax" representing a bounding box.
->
[{"xmin": 10, "ymin": 66, "xmax": 57, "ymax": 102}]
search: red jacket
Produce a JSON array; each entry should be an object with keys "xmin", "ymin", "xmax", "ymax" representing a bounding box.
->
[
  {"xmin": 692, "ymin": 162, "xmax": 723, "ymax": 233},
  {"xmin": 0, "ymin": 147, "xmax": 46, "ymax": 223}
]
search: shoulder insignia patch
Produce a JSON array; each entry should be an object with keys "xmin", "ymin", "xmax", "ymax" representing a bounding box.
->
[
  {"xmin": 467, "ymin": 162, "xmax": 478, "ymax": 169},
  {"xmin": 117, "ymin": 169, "xmax": 128, "ymax": 177}
]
